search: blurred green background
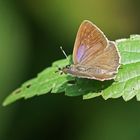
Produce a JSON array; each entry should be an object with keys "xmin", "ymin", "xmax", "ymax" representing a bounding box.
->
[{"xmin": 1, "ymin": 0, "xmax": 140, "ymax": 140}]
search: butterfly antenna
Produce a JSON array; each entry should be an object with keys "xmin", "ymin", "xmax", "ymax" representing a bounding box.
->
[{"xmin": 60, "ymin": 46, "xmax": 69, "ymax": 61}]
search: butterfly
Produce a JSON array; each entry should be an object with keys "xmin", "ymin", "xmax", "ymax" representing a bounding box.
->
[{"xmin": 61, "ymin": 20, "xmax": 120, "ymax": 81}]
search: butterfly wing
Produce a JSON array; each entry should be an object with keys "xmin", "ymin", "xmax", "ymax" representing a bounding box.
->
[
  {"xmin": 89, "ymin": 41, "xmax": 120, "ymax": 73},
  {"xmin": 68, "ymin": 42, "xmax": 120, "ymax": 81},
  {"xmin": 82, "ymin": 41, "xmax": 120, "ymax": 80},
  {"xmin": 73, "ymin": 20, "xmax": 108, "ymax": 64},
  {"xmin": 71, "ymin": 20, "xmax": 120, "ymax": 80}
]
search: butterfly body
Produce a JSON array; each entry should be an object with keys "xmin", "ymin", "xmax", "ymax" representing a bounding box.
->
[
  {"xmin": 62, "ymin": 20, "xmax": 120, "ymax": 81},
  {"xmin": 62, "ymin": 61, "xmax": 117, "ymax": 81}
]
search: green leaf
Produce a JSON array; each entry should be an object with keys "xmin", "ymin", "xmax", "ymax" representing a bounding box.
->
[{"xmin": 3, "ymin": 35, "xmax": 140, "ymax": 106}]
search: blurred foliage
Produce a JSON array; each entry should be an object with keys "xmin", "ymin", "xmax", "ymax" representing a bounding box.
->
[
  {"xmin": 1, "ymin": 0, "xmax": 140, "ymax": 140},
  {"xmin": 0, "ymin": 0, "xmax": 30, "ymax": 139}
]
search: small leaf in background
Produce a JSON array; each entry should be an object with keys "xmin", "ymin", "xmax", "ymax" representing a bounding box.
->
[{"xmin": 3, "ymin": 35, "xmax": 140, "ymax": 106}]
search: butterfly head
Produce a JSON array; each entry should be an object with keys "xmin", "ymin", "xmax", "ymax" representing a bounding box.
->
[
  {"xmin": 56, "ymin": 65, "xmax": 71, "ymax": 75},
  {"xmin": 61, "ymin": 65, "xmax": 71, "ymax": 74}
]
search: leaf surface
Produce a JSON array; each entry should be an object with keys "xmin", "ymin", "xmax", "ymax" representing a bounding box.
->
[{"xmin": 3, "ymin": 35, "xmax": 140, "ymax": 106}]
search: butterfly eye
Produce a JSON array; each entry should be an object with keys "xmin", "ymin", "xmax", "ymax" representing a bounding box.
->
[{"xmin": 66, "ymin": 65, "xmax": 70, "ymax": 68}]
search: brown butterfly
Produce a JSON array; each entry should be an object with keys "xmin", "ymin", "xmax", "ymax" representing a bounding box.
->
[{"xmin": 61, "ymin": 20, "xmax": 120, "ymax": 81}]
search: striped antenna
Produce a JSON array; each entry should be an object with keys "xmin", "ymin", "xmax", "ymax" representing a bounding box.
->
[{"xmin": 60, "ymin": 46, "xmax": 69, "ymax": 61}]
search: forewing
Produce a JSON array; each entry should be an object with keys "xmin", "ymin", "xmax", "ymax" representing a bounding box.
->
[{"xmin": 73, "ymin": 20, "xmax": 108, "ymax": 64}]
